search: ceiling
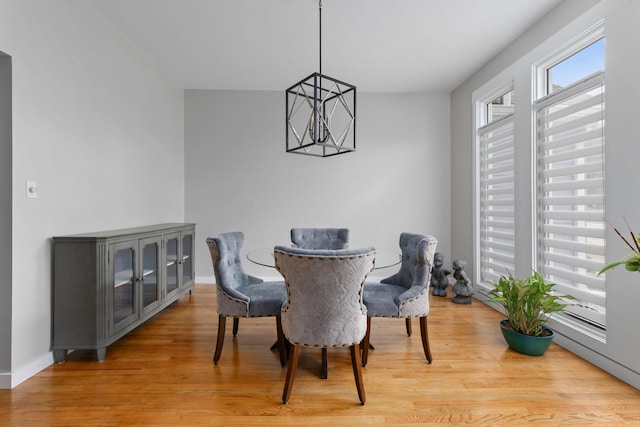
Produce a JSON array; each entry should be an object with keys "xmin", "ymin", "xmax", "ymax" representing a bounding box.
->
[{"xmin": 87, "ymin": 0, "xmax": 562, "ymax": 93}]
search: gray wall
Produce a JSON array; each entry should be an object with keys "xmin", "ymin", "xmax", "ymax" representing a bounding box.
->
[
  {"xmin": 0, "ymin": 53, "xmax": 11, "ymax": 375},
  {"xmin": 186, "ymin": 90, "xmax": 452, "ymax": 280},
  {"xmin": 451, "ymin": 0, "xmax": 640, "ymax": 388},
  {"xmin": 1, "ymin": 0, "xmax": 185, "ymax": 387}
]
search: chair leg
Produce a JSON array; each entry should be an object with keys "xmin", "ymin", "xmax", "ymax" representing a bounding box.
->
[
  {"xmin": 419, "ymin": 316, "xmax": 432, "ymax": 363},
  {"xmin": 276, "ymin": 315, "xmax": 287, "ymax": 367},
  {"xmin": 362, "ymin": 316, "xmax": 371, "ymax": 367},
  {"xmin": 282, "ymin": 343, "xmax": 299, "ymax": 404},
  {"xmin": 232, "ymin": 317, "xmax": 239, "ymax": 337},
  {"xmin": 321, "ymin": 348, "xmax": 328, "ymax": 379},
  {"xmin": 213, "ymin": 314, "xmax": 226, "ymax": 364},
  {"xmin": 351, "ymin": 343, "xmax": 366, "ymax": 405},
  {"xmin": 406, "ymin": 318, "xmax": 412, "ymax": 336}
]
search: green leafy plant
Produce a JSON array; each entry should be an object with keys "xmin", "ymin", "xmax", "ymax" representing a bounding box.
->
[
  {"xmin": 598, "ymin": 219, "xmax": 640, "ymax": 275},
  {"xmin": 488, "ymin": 271, "xmax": 575, "ymax": 337}
]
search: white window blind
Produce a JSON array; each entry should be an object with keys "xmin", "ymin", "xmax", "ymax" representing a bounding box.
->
[
  {"xmin": 478, "ymin": 114, "xmax": 515, "ymax": 284},
  {"xmin": 535, "ymin": 72, "xmax": 606, "ymax": 328}
]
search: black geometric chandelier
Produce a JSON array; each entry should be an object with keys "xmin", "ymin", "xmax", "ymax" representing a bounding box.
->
[{"xmin": 285, "ymin": 0, "xmax": 356, "ymax": 157}]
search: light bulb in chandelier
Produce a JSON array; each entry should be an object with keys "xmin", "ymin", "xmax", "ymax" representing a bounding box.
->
[{"xmin": 309, "ymin": 107, "xmax": 331, "ymax": 143}]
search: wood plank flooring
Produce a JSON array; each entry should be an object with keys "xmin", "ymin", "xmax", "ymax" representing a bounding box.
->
[{"xmin": 2, "ymin": 284, "xmax": 640, "ymax": 426}]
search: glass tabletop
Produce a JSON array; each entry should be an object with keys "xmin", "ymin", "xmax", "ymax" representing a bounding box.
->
[{"xmin": 246, "ymin": 246, "xmax": 401, "ymax": 270}]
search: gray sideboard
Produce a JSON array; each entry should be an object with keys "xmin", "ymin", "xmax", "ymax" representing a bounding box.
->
[{"xmin": 52, "ymin": 223, "xmax": 195, "ymax": 362}]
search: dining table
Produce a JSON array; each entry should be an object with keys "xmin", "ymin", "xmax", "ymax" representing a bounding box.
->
[{"xmin": 246, "ymin": 246, "xmax": 401, "ymax": 270}]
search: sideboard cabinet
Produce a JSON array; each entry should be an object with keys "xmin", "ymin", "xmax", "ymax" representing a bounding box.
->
[{"xmin": 52, "ymin": 223, "xmax": 195, "ymax": 362}]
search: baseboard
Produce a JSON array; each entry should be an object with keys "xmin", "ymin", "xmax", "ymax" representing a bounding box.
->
[
  {"xmin": 0, "ymin": 371, "xmax": 10, "ymax": 389},
  {"xmin": 475, "ymin": 292, "xmax": 640, "ymax": 390},
  {"xmin": 551, "ymin": 325, "xmax": 640, "ymax": 390},
  {"xmin": 196, "ymin": 275, "xmax": 215, "ymax": 284},
  {"xmin": 0, "ymin": 351, "xmax": 54, "ymax": 389}
]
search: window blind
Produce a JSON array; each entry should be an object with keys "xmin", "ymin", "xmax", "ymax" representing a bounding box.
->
[
  {"xmin": 478, "ymin": 114, "xmax": 515, "ymax": 284},
  {"xmin": 535, "ymin": 72, "xmax": 606, "ymax": 328}
]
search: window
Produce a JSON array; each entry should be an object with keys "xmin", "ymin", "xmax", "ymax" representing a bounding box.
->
[
  {"xmin": 478, "ymin": 87, "xmax": 516, "ymax": 284},
  {"xmin": 474, "ymin": 24, "xmax": 606, "ymax": 330},
  {"xmin": 546, "ymin": 38, "xmax": 605, "ymax": 94},
  {"xmin": 487, "ymin": 89, "xmax": 515, "ymax": 123},
  {"xmin": 535, "ymin": 31, "xmax": 606, "ymax": 328}
]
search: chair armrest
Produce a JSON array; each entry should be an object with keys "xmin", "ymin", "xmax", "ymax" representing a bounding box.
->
[
  {"xmin": 219, "ymin": 286, "xmax": 250, "ymax": 303},
  {"xmin": 395, "ymin": 286, "xmax": 424, "ymax": 304},
  {"xmin": 394, "ymin": 266, "xmax": 431, "ymax": 304},
  {"xmin": 247, "ymin": 275, "xmax": 264, "ymax": 284},
  {"xmin": 380, "ymin": 273, "xmax": 400, "ymax": 286}
]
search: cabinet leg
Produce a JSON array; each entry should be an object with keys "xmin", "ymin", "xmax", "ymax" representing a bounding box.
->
[
  {"xmin": 96, "ymin": 347, "xmax": 106, "ymax": 362},
  {"xmin": 53, "ymin": 349, "xmax": 67, "ymax": 363}
]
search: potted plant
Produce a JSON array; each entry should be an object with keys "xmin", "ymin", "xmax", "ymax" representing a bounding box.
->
[
  {"xmin": 488, "ymin": 271, "xmax": 574, "ymax": 356},
  {"xmin": 598, "ymin": 220, "xmax": 640, "ymax": 275}
]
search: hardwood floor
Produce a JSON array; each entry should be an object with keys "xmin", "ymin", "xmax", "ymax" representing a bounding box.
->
[{"xmin": 2, "ymin": 284, "xmax": 640, "ymax": 426}]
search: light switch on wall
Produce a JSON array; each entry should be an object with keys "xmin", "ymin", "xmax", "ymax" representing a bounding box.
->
[{"xmin": 26, "ymin": 180, "xmax": 37, "ymax": 199}]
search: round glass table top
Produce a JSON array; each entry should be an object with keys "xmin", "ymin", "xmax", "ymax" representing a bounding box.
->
[{"xmin": 246, "ymin": 246, "xmax": 401, "ymax": 270}]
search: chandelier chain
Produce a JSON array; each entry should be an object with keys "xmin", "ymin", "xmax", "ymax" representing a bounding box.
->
[{"xmin": 319, "ymin": 0, "xmax": 322, "ymax": 76}]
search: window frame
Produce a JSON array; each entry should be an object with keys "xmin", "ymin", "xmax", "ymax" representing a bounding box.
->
[
  {"xmin": 533, "ymin": 23, "xmax": 606, "ymax": 329},
  {"xmin": 474, "ymin": 82, "xmax": 517, "ymax": 288},
  {"xmin": 535, "ymin": 23, "xmax": 605, "ymax": 100}
]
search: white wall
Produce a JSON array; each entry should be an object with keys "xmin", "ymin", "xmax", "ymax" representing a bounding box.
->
[
  {"xmin": 451, "ymin": 0, "xmax": 640, "ymax": 388},
  {"xmin": 0, "ymin": 0, "xmax": 185, "ymax": 388},
  {"xmin": 185, "ymin": 90, "xmax": 452, "ymax": 281}
]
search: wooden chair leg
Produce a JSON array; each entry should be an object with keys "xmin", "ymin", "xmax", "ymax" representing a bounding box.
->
[
  {"xmin": 419, "ymin": 316, "xmax": 432, "ymax": 363},
  {"xmin": 276, "ymin": 315, "xmax": 287, "ymax": 367},
  {"xmin": 232, "ymin": 317, "xmax": 239, "ymax": 337},
  {"xmin": 406, "ymin": 318, "xmax": 412, "ymax": 336},
  {"xmin": 351, "ymin": 343, "xmax": 366, "ymax": 405},
  {"xmin": 213, "ymin": 314, "xmax": 226, "ymax": 364},
  {"xmin": 282, "ymin": 343, "xmax": 299, "ymax": 404},
  {"xmin": 321, "ymin": 348, "xmax": 328, "ymax": 379},
  {"xmin": 362, "ymin": 316, "xmax": 371, "ymax": 367}
]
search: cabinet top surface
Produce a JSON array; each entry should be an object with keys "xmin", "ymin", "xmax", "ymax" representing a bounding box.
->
[{"xmin": 53, "ymin": 223, "xmax": 196, "ymax": 241}]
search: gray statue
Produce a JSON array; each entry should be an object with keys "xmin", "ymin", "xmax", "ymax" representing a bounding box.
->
[
  {"xmin": 452, "ymin": 259, "xmax": 473, "ymax": 304},
  {"xmin": 430, "ymin": 252, "xmax": 451, "ymax": 297}
]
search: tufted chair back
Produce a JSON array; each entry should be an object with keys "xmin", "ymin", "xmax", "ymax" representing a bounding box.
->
[
  {"xmin": 207, "ymin": 232, "xmax": 256, "ymax": 310},
  {"xmin": 274, "ymin": 245, "xmax": 375, "ymax": 404},
  {"xmin": 206, "ymin": 232, "xmax": 287, "ymax": 365},
  {"xmin": 382, "ymin": 232, "xmax": 438, "ymax": 293},
  {"xmin": 290, "ymin": 227, "xmax": 350, "ymax": 250},
  {"xmin": 274, "ymin": 246, "xmax": 375, "ymax": 347},
  {"xmin": 361, "ymin": 232, "xmax": 438, "ymax": 366}
]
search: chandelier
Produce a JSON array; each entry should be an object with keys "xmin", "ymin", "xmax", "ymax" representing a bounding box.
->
[{"xmin": 285, "ymin": 0, "xmax": 356, "ymax": 157}]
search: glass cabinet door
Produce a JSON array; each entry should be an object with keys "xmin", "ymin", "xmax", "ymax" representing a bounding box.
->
[
  {"xmin": 112, "ymin": 243, "xmax": 137, "ymax": 332},
  {"xmin": 141, "ymin": 237, "xmax": 161, "ymax": 314},
  {"xmin": 166, "ymin": 236, "xmax": 179, "ymax": 296},
  {"xmin": 181, "ymin": 233, "xmax": 194, "ymax": 287}
]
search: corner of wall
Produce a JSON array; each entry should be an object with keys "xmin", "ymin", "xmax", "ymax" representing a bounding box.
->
[{"xmin": 0, "ymin": 352, "xmax": 53, "ymax": 390}]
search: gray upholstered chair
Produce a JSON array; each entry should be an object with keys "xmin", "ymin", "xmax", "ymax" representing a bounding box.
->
[
  {"xmin": 206, "ymin": 232, "xmax": 287, "ymax": 366},
  {"xmin": 274, "ymin": 245, "xmax": 376, "ymax": 405},
  {"xmin": 290, "ymin": 227, "xmax": 350, "ymax": 250},
  {"xmin": 290, "ymin": 227, "xmax": 350, "ymax": 372},
  {"xmin": 362, "ymin": 232, "xmax": 438, "ymax": 366}
]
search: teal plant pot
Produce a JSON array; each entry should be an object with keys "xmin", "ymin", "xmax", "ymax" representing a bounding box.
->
[{"xmin": 499, "ymin": 320, "xmax": 554, "ymax": 356}]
